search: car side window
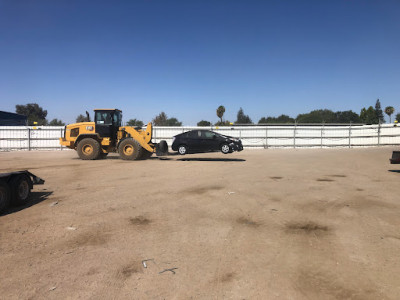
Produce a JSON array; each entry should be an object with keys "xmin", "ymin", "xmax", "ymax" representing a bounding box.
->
[
  {"xmin": 188, "ymin": 131, "xmax": 199, "ymax": 138},
  {"xmin": 202, "ymin": 131, "xmax": 215, "ymax": 139}
]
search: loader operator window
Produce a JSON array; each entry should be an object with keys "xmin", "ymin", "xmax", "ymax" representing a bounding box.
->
[
  {"xmin": 95, "ymin": 112, "xmax": 113, "ymax": 125},
  {"xmin": 113, "ymin": 111, "xmax": 122, "ymax": 127}
]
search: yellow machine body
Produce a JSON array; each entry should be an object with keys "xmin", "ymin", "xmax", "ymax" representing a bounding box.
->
[
  {"xmin": 60, "ymin": 122, "xmax": 154, "ymax": 152},
  {"xmin": 59, "ymin": 109, "xmax": 164, "ymax": 160}
]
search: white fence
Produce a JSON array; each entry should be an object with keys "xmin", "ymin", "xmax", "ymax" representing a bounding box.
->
[{"xmin": 1, "ymin": 124, "xmax": 400, "ymax": 151}]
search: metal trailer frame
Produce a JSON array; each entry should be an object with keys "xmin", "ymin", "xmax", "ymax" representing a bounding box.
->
[{"xmin": 0, "ymin": 171, "xmax": 45, "ymax": 213}]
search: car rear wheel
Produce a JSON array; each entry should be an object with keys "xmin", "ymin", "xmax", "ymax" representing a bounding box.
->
[
  {"xmin": 221, "ymin": 143, "xmax": 230, "ymax": 154},
  {"xmin": 178, "ymin": 145, "xmax": 187, "ymax": 155}
]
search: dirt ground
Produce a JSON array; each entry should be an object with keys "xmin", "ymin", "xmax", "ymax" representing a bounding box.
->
[{"xmin": 0, "ymin": 147, "xmax": 400, "ymax": 299}]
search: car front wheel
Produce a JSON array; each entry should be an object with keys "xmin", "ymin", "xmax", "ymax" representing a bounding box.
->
[
  {"xmin": 178, "ymin": 145, "xmax": 187, "ymax": 155},
  {"xmin": 221, "ymin": 143, "xmax": 230, "ymax": 154}
]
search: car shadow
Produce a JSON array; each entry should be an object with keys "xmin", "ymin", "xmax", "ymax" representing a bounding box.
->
[
  {"xmin": 177, "ymin": 158, "xmax": 246, "ymax": 162},
  {"xmin": 388, "ymin": 170, "xmax": 400, "ymax": 173},
  {"xmin": 1, "ymin": 191, "xmax": 53, "ymax": 216}
]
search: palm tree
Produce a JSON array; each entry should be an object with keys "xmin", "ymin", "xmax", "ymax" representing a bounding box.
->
[
  {"xmin": 216, "ymin": 106, "xmax": 225, "ymax": 123},
  {"xmin": 385, "ymin": 106, "xmax": 395, "ymax": 123}
]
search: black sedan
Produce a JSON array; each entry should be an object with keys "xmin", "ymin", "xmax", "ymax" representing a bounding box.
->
[{"xmin": 171, "ymin": 130, "xmax": 243, "ymax": 155}]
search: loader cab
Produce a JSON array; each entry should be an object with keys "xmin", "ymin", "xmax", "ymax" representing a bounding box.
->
[{"xmin": 94, "ymin": 109, "xmax": 122, "ymax": 141}]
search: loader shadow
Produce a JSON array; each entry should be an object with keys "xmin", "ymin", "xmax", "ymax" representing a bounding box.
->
[
  {"xmin": 388, "ymin": 170, "xmax": 400, "ymax": 173},
  {"xmin": 71, "ymin": 155, "xmax": 172, "ymax": 161},
  {"xmin": 1, "ymin": 191, "xmax": 53, "ymax": 216},
  {"xmin": 177, "ymin": 158, "xmax": 246, "ymax": 162},
  {"xmin": 106, "ymin": 156, "xmax": 172, "ymax": 161}
]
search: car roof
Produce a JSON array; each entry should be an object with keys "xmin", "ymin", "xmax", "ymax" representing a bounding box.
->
[{"xmin": 174, "ymin": 129, "xmax": 216, "ymax": 137}]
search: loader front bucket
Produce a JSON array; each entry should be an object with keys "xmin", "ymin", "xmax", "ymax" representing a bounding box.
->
[
  {"xmin": 156, "ymin": 140, "xmax": 168, "ymax": 156},
  {"xmin": 390, "ymin": 151, "xmax": 400, "ymax": 164}
]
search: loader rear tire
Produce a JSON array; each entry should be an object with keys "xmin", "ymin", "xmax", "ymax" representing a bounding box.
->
[
  {"xmin": 119, "ymin": 139, "xmax": 143, "ymax": 160},
  {"xmin": 77, "ymin": 138, "xmax": 101, "ymax": 160},
  {"xmin": 0, "ymin": 180, "xmax": 11, "ymax": 213}
]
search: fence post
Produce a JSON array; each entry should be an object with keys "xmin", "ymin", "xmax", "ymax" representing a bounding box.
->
[
  {"xmin": 60, "ymin": 128, "xmax": 63, "ymax": 150},
  {"xmin": 265, "ymin": 126, "xmax": 268, "ymax": 149},
  {"xmin": 378, "ymin": 121, "xmax": 381, "ymax": 146},
  {"xmin": 348, "ymin": 122, "xmax": 352, "ymax": 148},
  {"xmin": 293, "ymin": 122, "xmax": 297, "ymax": 148},
  {"xmin": 321, "ymin": 123, "xmax": 324, "ymax": 148},
  {"xmin": 28, "ymin": 128, "xmax": 31, "ymax": 151}
]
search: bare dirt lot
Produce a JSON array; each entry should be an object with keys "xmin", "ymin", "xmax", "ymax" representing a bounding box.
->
[{"xmin": 1, "ymin": 147, "xmax": 400, "ymax": 299}]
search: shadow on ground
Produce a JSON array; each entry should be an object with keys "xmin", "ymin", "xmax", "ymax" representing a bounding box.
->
[
  {"xmin": 1, "ymin": 191, "xmax": 53, "ymax": 216},
  {"xmin": 72, "ymin": 155, "xmax": 172, "ymax": 161},
  {"xmin": 177, "ymin": 158, "xmax": 246, "ymax": 162},
  {"xmin": 388, "ymin": 170, "xmax": 400, "ymax": 173}
]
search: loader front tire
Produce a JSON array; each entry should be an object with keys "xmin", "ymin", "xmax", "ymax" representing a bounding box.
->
[
  {"xmin": 77, "ymin": 138, "xmax": 101, "ymax": 160},
  {"xmin": 119, "ymin": 139, "xmax": 143, "ymax": 160}
]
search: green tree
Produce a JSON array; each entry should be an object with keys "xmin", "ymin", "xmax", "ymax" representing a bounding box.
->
[
  {"xmin": 216, "ymin": 106, "xmax": 225, "ymax": 123},
  {"xmin": 166, "ymin": 117, "xmax": 182, "ymax": 126},
  {"xmin": 258, "ymin": 114, "xmax": 295, "ymax": 124},
  {"xmin": 152, "ymin": 112, "xmax": 182, "ymax": 126},
  {"xmin": 48, "ymin": 118, "xmax": 65, "ymax": 126},
  {"xmin": 76, "ymin": 114, "xmax": 90, "ymax": 123},
  {"xmin": 15, "ymin": 103, "xmax": 48, "ymax": 125},
  {"xmin": 296, "ymin": 109, "xmax": 337, "ymax": 123},
  {"xmin": 395, "ymin": 113, "xmax": 400, "ymax": 122},
  {"xmin": 360, "ymin": 106, "xmax": 378, "ymax": 124},
  {"xmin": 334, "ymin": 110, "xmax": 361, "ymax": 123},
  {"xmin": 152, "ymin": 112, "xmax": 168, "ymax": 126},
  {"xmin": 126, "ymin": 118, "xmax": 144, "ymax": 127},
  {"xmin": 235, "ymin": 107, "xmax": 252, "ymax": 124},
  {"xmin": 197, "ymin": 120, "xmax": 211, "ymax": 126},
  {"xmin": 375, "ymin": 99, "xmax": 385, "ymax": 123},
  {"xmin": 384, "ymin": 106, "xmax": 395, "ymax": 123}
]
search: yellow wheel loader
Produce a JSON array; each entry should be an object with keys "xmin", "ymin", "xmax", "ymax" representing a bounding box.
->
[{"xmin": 59, "ymin": 109, "xmax": 168, "ymax": 160}]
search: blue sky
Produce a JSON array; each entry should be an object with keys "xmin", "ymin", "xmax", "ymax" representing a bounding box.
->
[{"xmin": 1, "ymin": 0, "xmax": 399, "ymax": 125}]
